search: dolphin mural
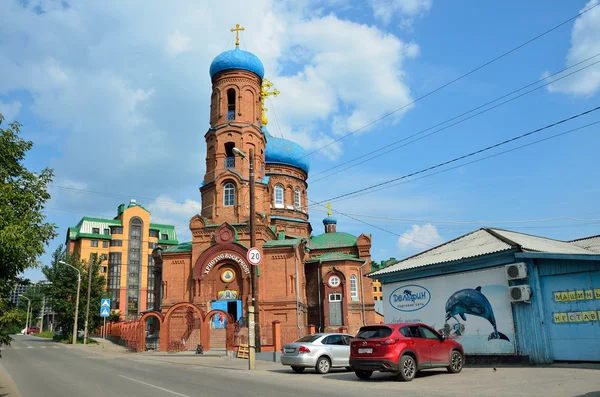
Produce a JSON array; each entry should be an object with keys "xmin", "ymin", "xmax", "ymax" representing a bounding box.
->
[{"xmin": 444, "ymin": 286, "xmax": 510, "ymax": 342}]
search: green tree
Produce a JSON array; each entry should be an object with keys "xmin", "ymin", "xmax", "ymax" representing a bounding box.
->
[
  {"xmin": 42, "ymin": 246, "xmax": 107, "ymax": 341},
  {"xmin": 0, "ymin": 113, "xmax": 57, "ymax": 346},
  {"xmin": 0, "ymin": 298, "xmax": 26, "ymax": 344}
]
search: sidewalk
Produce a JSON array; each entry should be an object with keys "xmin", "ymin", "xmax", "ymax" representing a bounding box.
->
[{"xmin": 88, "ymin": 338, "xmax": 284, "ymax": 372}]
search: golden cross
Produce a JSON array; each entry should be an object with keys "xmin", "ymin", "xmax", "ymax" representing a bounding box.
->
[
  {"xmin": 327, "ymin": 203, "xmax": 332, "ymax": 216},
  {"xmin": 260, "ymin": 78, "xmax": 280, "ymax": 126},
  {"xmin": 230, "ymin": 24, "xmax": 245, "ymax": 47}
]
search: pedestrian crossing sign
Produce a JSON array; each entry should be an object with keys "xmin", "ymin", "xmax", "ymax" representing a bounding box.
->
[
  {"xmin": 100, "ymin": 307, "xmax": 110, "ymax": 317},
  {"xmin": 101, "ymin": 298, "xmax": 110, "ymax": 307}
]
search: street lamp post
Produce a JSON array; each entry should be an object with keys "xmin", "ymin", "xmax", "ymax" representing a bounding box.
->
[
  {"xmin": 232, "ymin": 146, "xmax": 260, "ymax": 368},
  {"xmin": 19, "ymin": 295, "xmax": 31, "ymax": 334},
  {"xmin": 59, "ymin": 260, "xmax": 81, "ymax": 345}
]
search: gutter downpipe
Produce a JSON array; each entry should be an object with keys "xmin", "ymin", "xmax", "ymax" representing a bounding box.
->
[
  {"xmin": 317, "ymin": 259, "xmax": 322, "ymax": 332},
  {"xmin": 359, "ymin": 261, "xmax": 368, "ymax": 326},
  {"xmin": 293, "ymin": 242, "xmax": 301, "ymax": 338}
]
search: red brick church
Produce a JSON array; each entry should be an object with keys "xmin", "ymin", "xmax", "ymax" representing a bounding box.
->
[{"xmin": 149, "ymin": 28, "xmax": 377, "ymax": 350}]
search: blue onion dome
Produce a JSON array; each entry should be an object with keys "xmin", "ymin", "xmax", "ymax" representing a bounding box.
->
[
  {"xmin": 323, "ymin": 215, "xmax": 337, "ymax": 225},
  {"xmin": 262, "ymin": 126, "xmax": 310, "ymax": 174},
  {"xmin": 209, "ymin": 47, "xmax": 265, "ymax": 79}
]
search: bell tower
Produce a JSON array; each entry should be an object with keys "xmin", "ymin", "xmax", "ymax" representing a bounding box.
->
[{"xmin": 200, "ymin": 26, "xmax": 269, "ymax": 225}]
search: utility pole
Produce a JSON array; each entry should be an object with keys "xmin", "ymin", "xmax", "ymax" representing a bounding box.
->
[
  {"xmin": 248, "ymin": 305, "xmax": 256, "ymax": 370},
  {"xmin": 60, "ymin": 261, "xmax": 81, "ymax": 345},
  {"xmin": 19, "ymin": 295, "xmax": 30, "ymax": 334},
  {"xmin": 40, "ymin": 296, "xmax": 46, "ymax": 332},
  {"xmin": 83, "ymin": 259, "xmax": 94, "ymax": 345},
  {"xmin": 249, "ymin": 148, "xmax": 261, "ymax": 354}
]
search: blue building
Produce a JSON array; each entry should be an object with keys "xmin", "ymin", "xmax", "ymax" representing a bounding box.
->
[{"xmin": 369, "ymin": 228, "xmax": 600, "ymax": 364}]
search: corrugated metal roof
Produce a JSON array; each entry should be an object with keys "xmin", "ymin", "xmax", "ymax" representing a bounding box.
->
[
  {"xmin": 369, "ymin": 228, "xmax": 599, "ymax": 277},
  {"xmin": 370, "ymin": 229, "xmax": 513, "ymax": 276},
  {"xmin": 570, "ymin": 235, "xmax": 600, "ymax": 253},
  {"xmin": 490, "ymin": 229, "xmax": 594, "ymax": 255}
]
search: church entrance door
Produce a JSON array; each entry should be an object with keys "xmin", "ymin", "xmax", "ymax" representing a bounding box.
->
[
  {"xmin": 329, "ymin": 293, "xmax": 343, "ymax": 326},
  {"xmin": 211, "ymin": 300, "xmax": 242, "ymax": 329}
]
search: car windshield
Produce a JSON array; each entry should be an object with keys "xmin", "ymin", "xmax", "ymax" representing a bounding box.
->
[
  {"xmin": 294, "ymin": 335, "xmax": 321, "ymax": 343},
  {"xmin": 355, "ymin": 326, "xmax": 393, "ymax": 339}
]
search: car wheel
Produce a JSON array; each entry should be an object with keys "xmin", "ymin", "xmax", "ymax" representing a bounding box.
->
[
  {"xmin": 447, "ymin": 351, "xmax": 463, "ymax": 373},
  {"xmin": 291, "ymin": 366, "xmax": 305, "ymax": 373},
  {"xmin": 315, "ymin": 356, "xmax": 331, "ymax": 374},
  {"xmin": 354, "ymin": 370, "xmax": 373, "ymax": 380},
  {"xmin": 345, "ymin": 366, "xmax": 353, "ymax": 372},
  {"xmin": 397, "ymin": 355, "xmax": 417, "ymax": 382}
]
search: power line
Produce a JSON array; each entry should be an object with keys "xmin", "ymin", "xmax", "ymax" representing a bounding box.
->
[
  {"xmin": 309, "ymin": 54, "xmax": 600, "ymax": 182},
  {"xmin": 301, "ymin": 2, "xmax": 600, "ymax": 158},
  {"xmin": 307, "ymin": 198, "xmax": 434, "ymax": 248},
  {"xmin": 318, "ymin": 120, "xmax": 600, "ymax": 206},
  {"xmin": 307, "ymin": 208, "xmax": 600, "ymax": 225},
  {"xmin": 311, "ymin": 106, "xmax": 600, "ymax": 206}
]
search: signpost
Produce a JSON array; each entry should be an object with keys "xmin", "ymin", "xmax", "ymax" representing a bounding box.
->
[
  {"xmin": 100, "ymin": 298, "xmax": 110, "ymax": 348},
  {"xmin": 247, "ymin": 247, "xmax": 262, "ymax": 266}
]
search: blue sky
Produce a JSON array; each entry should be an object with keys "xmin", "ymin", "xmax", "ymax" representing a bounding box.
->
[{"xmin": 1, "ymin": 0, "xmax": 599, "ymax": 282}]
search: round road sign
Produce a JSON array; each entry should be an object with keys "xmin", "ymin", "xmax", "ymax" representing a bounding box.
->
[{"xmin": 247, "ymin": 247, "xmax": 262, "ymax": 265}]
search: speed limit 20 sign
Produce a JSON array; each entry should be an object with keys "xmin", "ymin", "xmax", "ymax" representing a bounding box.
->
[{"xmin": 247, "ymin": 247, "xmax": 262, "ymax": 265}]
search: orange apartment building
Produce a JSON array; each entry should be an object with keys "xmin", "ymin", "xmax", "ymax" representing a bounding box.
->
[{"xmin": 65, "ymin": 201, "xmax": 178, "ymax": 319}]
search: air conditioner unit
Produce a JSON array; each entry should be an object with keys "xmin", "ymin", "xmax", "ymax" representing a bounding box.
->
[
  {"xmin": 509, "ymin": 285, "xmax": 532, "ymax": 303},
  {"xmin": 505, "ymin": 262, "xmax": 528, "ymax": 280}
]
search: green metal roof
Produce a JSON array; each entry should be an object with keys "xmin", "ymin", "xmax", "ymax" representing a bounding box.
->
[
  {"xmin": 263, "ymin": 238, "xmax": 302, "ymax": 248},
  {"xmin": 308, "ymin": 232, "xmax": 357, "ymax": 250},
  {"xmin": 66, "ymin": 216, "xmax": 178, "ymax": 244},
  {"xmin": 150, "ymin": 223, "xmax": 178, "ymax": 244},
  {"xmin": 307, "ymin": 252, "xmax": 365, "ymax": 263},
  {"xmin": 162, "ymin": 241, "xmax": 192, "ymax": 254},
  {"xmin": 81, "ymin": 217, "xmax": 122, "ymax": 225}
]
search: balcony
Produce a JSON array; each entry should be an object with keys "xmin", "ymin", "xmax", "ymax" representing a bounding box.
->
[
  {"xmin": 227, "ymin": 110, "xmax": 235, "ymax": 121},
  {"xmin": 225, "ymin": 157, "xmax": 235, "ymax": 169}
]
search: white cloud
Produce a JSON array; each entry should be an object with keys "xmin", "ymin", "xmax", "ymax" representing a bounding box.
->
[
  {"xmin": 0, "ymin": 100, "xmax": 22, "ymax": 122},
  {"xmin": 167, "ymin": 31, "xmax": 192, "ymax": 55},
  {"xmin": 546, "ymin": 0, "xmax": 600, "ymax": 97},
  {"xmin": 397, "ymin": 223, "xmax": 444, "ymax": 251},
  {"xmin": 0, "ymin": 0, "xmax": 425, "ymax": 223},
  {"xmin": 371, "ymin": 0, "xmax": 432, "ymax": 26},
  {"xmin": 271, "ymin": 14, "xmax": 418, "ymax": 149},
  {"xmin": 147, "ymin": 196, "xmax": 203, "ymax": 240}
]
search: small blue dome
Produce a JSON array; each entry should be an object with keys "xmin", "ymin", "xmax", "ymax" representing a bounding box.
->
[
  {"xmin": 323, "ymin": 216, "xmax": 337, "ymax": 225},
  {"xmin": 209, "ymin": 47, "xmax": 264, "ymax": 79},
  {"xmin": 263, "ymin": 127, "xmax": 310, "ymax": 174}
]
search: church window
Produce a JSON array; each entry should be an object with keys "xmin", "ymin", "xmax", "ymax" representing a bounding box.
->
[
  {"xmin": 225, "ymin": 142, "xmax": 235, "ymax": 169},
  {"xmin": 350, "ymin": 275, "xmax": 358, "ymax": 300},
  {"xmin": 224, "ymin": 183, "xmax": 236, "ymax": 206},
  {"xmin": 328, "ymin": 275, "xmax": 341, "ymax": 288},
  {"xmin": 227, "ymin": 89, "xmax": 236, "ymax": 120},
  {"xmin": 294, "ymin": 187, "xmax": 301, "ymax": 208},
  {"xmin": 275, "ymin": 184, "xmax": 284, "ymax": 206}
]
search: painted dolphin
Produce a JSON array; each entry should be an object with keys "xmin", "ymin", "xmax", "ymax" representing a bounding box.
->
[{"xmin": 445, "ymin": 286, "xmax": 510, "ymax": 342}]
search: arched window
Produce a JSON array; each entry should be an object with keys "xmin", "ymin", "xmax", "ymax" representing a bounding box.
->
[
  {"xmin": 224, "ymin": 183, "xmax": 235, "ymax": 206},
  {"xmin": 350, "ymin": 275, "xmax": 358, "ymax": 300},
  {"xmin": 227, "ymin": 89, "xmax": 236, "ymax": 120},
  {"xmin": 294, "ymin": 187, "xmax": 301, "ymax": 209},
  {"xmin": 274, "ymin": 185, "xmax": 284, "ymax": 206}
]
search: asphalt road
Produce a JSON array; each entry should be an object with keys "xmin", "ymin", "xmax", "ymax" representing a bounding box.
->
[{"xmin": 1, "ymin": 334, "xmax": 599, "ymax": 397}]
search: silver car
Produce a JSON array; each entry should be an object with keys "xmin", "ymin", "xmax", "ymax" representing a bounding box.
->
[{"xmin": 281, "ymin": 333, "xmax": 354, "ymax": 374}]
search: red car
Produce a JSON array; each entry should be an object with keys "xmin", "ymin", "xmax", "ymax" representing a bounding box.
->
[
  {"xmin": 349, "ymin": 322, "xmax": 464, "ymax": 381},
  {"xmin": 27, "ymin": 327, "xmax": 40, "ymax": 334}
]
